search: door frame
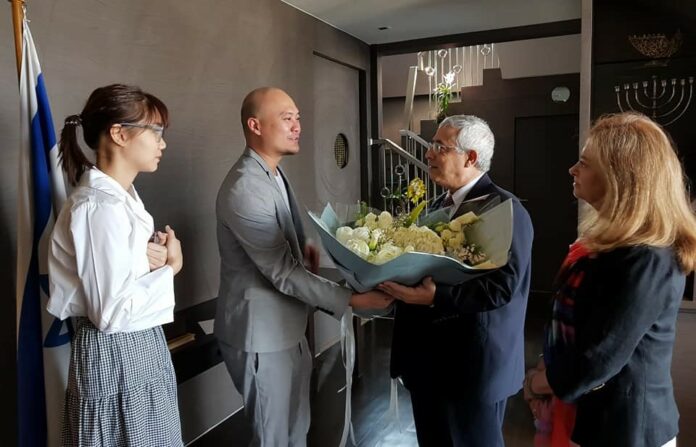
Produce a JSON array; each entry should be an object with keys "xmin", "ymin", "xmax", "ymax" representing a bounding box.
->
[{"xmin": 312, "ymin": 51, "xmax": 370, "ymax": 204}]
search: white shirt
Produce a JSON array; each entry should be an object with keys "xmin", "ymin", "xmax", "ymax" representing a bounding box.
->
[
  {"xmin": 447, "ymin": 172, "xmax": 486, "ymax": 218},
  {"xmin": 47, "ymin": 168, "xmax": 175, "ymax": 333}
]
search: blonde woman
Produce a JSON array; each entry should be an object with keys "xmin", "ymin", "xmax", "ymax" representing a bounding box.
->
[{"xmin": 526, "ymin": 112, "xmax": 696, "ymax": 447}]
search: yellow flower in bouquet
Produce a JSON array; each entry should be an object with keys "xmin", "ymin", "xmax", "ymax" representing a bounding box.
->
[
  {"xmin": 406, "ymin": 177, "xmax": 426, "ymax": 205},
  {"xmin": 431, "ymin": 211, "xmax": 488, "ymax": 265}
]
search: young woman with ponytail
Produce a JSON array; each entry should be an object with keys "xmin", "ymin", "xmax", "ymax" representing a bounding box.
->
[{"xmin": 47, "ymin": 84, "xmax": 184, "ymax": 446}]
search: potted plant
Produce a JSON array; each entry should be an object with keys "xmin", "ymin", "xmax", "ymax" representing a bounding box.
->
[{"xmin": 435, "ymin": 71, "xmax": 455, "ymax": 123}]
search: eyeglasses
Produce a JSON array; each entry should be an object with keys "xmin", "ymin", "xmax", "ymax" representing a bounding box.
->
[
  {"xmin": 428, "ymin": 142, "xmax": 459, "ymax": 153},
  {"xmin": 118, "ymin": 123, "xmax": 165, "ymax": 142}
]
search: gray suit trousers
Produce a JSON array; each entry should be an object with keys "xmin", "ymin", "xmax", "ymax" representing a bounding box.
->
[{"xmin": 219, "ymin": 338, "xmax": 312, "ymax": 447}]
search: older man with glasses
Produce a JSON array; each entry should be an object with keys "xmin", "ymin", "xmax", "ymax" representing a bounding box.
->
[{"xmin": 379, "ymin": 115, "xmax": 534, "ymax": 447}]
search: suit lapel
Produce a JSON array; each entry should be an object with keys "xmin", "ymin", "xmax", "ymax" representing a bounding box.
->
[
  {"xmin": 466, "ymin": 173, "xmax": 494, "ymax": 199},
  {"xmin": 450, "ymin": 174, "xmax": 500, "ymax": 217},
  {"xmin": 278, "ymin": 167, "xmax": 306, "ymax": 249},
  {"xmin": 245, "ymin": 148, "xmax": 305, "ymax": 256}
]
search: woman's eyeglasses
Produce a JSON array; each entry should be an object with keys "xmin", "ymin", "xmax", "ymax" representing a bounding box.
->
[{"xmin": 118, "ymin": 123, "xmax": 165, "ymax": 142}]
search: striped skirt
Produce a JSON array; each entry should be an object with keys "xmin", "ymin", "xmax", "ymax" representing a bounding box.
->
[{"xmin": 62, "ymin": 317, "xmax": 183, "ymax": 447}]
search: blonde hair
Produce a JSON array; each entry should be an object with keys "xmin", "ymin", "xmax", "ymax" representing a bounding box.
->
[{"xmin": 580, "ymin": 112, "xmax": 696, "ymax": 272}]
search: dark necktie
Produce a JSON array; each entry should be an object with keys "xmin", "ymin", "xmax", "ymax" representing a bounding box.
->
[{"xmin": 441, "ymin": 194, "xmax": 454, "ymax": 209}]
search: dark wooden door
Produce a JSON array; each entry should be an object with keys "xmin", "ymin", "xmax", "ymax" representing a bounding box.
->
[{"xmin": 515, "ymin": 114, "xmax": 579, "ymax": 295}]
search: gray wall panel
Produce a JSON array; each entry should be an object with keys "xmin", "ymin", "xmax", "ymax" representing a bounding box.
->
[{"xmin": 0, "ymin": 1, "xmax": 369, "ymax": 443}]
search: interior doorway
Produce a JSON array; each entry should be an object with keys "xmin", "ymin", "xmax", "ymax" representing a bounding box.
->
[{"xmin": 515, "ymin": 114, "xmax": 579, "ymax": 295}]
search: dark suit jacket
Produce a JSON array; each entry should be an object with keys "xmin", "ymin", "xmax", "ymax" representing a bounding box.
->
[
  {"xmin": 546, "ymin": 245, "xmax": 682, "ymax": 447},
  {"xmin": 390, "ymin": 174, "xmax": 534, "ymax": 404}
]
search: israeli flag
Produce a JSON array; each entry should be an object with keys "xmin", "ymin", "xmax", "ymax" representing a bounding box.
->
[{"xmin": 16, "ymin": 18, "xmax": 71, "ymax": 447}]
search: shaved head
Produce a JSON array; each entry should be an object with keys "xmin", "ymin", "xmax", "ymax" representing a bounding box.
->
[
  {"xmin": 240, "ymin": 87, "xmax": 301, "ymax": 164},
  {"xmin": 241, "ymin": 87, "xmax": 288, "ymax": 133}
]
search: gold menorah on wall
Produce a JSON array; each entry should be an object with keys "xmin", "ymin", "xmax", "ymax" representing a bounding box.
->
[{"xmin": 615, "ymin": 75, "xmax": 694, "ymax": 126}]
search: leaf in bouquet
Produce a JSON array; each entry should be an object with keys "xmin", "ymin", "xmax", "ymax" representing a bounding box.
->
[
  {"xmin": 429, "ymin": 222, "xmax": 449, "ymax": 233},
  {"xmin": 404, "ymin": 200, "xmax": 427, "ymax": 226}
]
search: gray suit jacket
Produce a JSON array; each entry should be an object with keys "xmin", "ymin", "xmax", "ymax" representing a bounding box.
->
[{"xmin": 215, "ymin": 147, "xmax": 351, "ymax": 353}]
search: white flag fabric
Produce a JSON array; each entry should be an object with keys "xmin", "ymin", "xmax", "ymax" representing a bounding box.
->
[{"xmin": 16, "ymin": 18, "xmax": 71, "ymax": 447}]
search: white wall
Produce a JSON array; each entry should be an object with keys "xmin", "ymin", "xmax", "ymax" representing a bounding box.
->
[
  {"xmin": 380, "ymin": 34, "xmax": 582, "ymax": 140},
  {"xmin": 497, "ymin": 34, "xmax": 581, "ymax": 79},
  {"xmin": 381, "ymin": 34, "xmax": 581, "ymax": 99}
]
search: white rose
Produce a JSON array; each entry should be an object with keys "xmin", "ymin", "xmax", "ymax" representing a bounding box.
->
[
  {"xmin": 345, "ymin": 238, "xmax": 370, "ymax": 259},
  {"xmin": 377, "ymin": 211, "xmax": 393, "ymax": 229},
  {"xmin": 352, "ymin": 227, "xmax": 371, "ymax": 241},
  {"xmin": 336, "ymin": 226, "xmax": 354, "ymax": 245},
  {"xmin": 373, "ymin": 244, "xmax": 403, "ymax": 264},
  {"xmin": 364, "ymin": 213, "xmax": 378, "ymax": 229}
]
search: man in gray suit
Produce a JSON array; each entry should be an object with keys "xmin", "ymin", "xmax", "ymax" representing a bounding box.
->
[{"xmin": 215, "ymin": 87, "xmax": 392, "ymax": 447}]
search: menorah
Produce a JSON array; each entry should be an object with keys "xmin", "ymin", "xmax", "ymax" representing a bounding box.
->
[{"xmin": 615, "ymin": 75, "xmax": 694, "ymax": 126}]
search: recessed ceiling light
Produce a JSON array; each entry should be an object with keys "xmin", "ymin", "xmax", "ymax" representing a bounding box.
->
[{"xmin": 378, "ymin": 26, "xmax": 391, "ymax": 31}]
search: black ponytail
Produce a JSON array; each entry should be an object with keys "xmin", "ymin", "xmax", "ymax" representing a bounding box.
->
[
  {"xmin": 58, "ymin": 115, "xmax": 93, "ymax": 186},
  {"xmin": 57, "ymin": 84, "xmax": 169, "ymax": 185}
]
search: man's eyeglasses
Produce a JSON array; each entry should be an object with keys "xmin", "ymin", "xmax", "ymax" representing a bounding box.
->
[
  {"xmin": 118, "ymin": 123, "xmax": 165, "ymax": 142},
  {"xmin": 428, "ymin": 142, "xmax": 458, "ymax": 153}
]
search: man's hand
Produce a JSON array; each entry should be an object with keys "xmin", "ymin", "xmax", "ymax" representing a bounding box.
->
[
  {"xmin": 378, "ymin": 276, "xmax": 436, "ymax": 306},
  {"xmin": 349, "ymin": 290, "xmax": 394, "ymax": 309},
  {"xmin": 304, "ymin": 244, "xmax": 320, "ymax": 274}
]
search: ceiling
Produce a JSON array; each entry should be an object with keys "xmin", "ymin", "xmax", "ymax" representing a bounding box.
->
[{"xmin": 281, "ymin": 0, "xmax": 582, "ymax": 45}]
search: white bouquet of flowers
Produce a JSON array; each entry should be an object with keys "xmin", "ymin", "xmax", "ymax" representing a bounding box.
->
[{"xmin": 308, "ymin": 179, "xmax": 514, "ymax": 292}]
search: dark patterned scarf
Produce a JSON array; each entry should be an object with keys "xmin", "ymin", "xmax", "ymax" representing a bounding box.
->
[{"xmin": 544, "ymin": 241, "xmax": 590, "ymax": 364}]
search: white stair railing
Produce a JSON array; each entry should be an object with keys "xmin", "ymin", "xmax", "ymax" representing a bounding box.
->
[{"xmin": 370, "ymin": 133, "xmax": 444, "ymax": 215}]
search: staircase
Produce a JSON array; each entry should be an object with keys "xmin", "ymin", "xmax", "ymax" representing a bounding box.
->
[{"xmin": 369, "ymin": 129, "xmax": 444, "ymax": 215}]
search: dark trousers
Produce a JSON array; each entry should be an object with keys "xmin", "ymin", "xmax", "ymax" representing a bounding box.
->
[{"xmin": 408, "ymin": 386, "xmax": 507, "ymax": 447}]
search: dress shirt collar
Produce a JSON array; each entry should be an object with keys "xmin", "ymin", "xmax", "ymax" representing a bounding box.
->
[
  {"xmin": 447, "ymin": 172, "xmax": 485, "ymax": 215},
  {"xmin": 81, "ymin": 167, "xmax": 141, "ymax": 204}
]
